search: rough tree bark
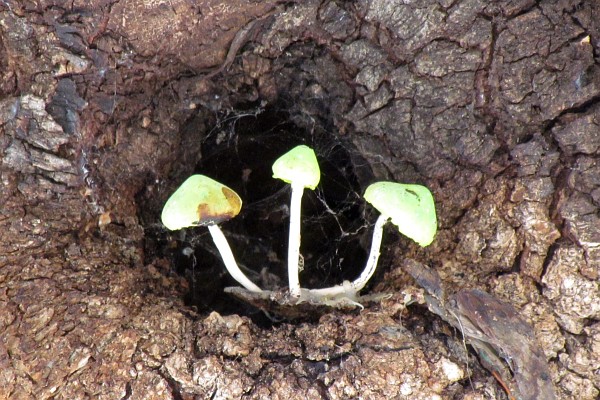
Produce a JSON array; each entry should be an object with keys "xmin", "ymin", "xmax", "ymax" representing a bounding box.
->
[{"xmin": 1, "ymin": 0, "xmax": 599, "ymax": 399}]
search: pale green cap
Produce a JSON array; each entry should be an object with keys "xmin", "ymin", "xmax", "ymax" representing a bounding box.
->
[
  {"xmin": 161, "ymin": 175, "xmax": 242, "ymax": 231},
  {"xmin": 364, "ymin": 181, "xmax": 437, "ymax": 246},
  {"xmin": 272, "ymin": 145, "xmax": 320, "ymax": 189}
]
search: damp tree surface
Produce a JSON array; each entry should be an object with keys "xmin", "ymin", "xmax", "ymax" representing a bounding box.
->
[{"xmin": 1, "ymin": 1, "xmax": 599, "ymax": 399}]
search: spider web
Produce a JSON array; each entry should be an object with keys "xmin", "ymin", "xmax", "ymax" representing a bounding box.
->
[{"xmin": 153, "ymin": 103, "xmax": 387, "ymax": 305}]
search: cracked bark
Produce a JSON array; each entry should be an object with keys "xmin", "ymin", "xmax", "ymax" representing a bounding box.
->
[{"xmin": 1, "ymin": 0, "xmax": 599, "ymax": 399}]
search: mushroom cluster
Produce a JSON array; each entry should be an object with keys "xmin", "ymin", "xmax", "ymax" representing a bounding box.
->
[{"xmin": 161, "ymin": 145, "xmax": 438, "ymax": 307}]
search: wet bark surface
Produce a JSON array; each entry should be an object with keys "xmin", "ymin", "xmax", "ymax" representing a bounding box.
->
[{"xmin": 1, "ymin": 0, "xmax": 599, "ymax": 399}]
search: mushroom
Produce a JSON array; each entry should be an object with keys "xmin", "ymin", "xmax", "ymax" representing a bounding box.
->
[
  {"xmin": 272, "ymin": 145, "xmax": 321, "ymax": 297},
  {"xmin": 310, "ymin": 181, "xmax": 437, "ymax": 298},
  {"xmin": 161, "ymin": 174, "xmax": 262, "ymax": 293}
]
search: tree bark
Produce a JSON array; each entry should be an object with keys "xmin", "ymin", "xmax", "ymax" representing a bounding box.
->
[{"xmin": 1, "ymin": 0, "xmax": 599, "ymax": 399}]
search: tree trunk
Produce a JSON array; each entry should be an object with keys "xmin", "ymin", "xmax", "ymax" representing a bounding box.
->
[{"xmin": 1, "ymin": 0, "xmax": 599, "ymax": 399}]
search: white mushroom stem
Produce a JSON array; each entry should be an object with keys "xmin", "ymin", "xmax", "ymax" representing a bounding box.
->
[
  {"xmin": 307, "ymin": 214, "xmax": 389, "ymax": 298},
  {"xmin": 351, "ymin": 213, "xmax": 389, "ymax": 291},
  {"xmin": 207, "ymin": 224, "xmax": 263, "ymax": 293},
  {"xmin": 287, "ymin": 181, "xmax": 305, "ymax": 297}
]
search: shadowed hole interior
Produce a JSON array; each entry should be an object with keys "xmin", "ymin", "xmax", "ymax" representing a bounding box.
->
[{"xmin": 145, "ymin": 104, "xmax": 382, "ymax": 317}]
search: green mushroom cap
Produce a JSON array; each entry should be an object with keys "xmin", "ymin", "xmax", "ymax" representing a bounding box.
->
[
  {"xmin": 364, "ymin": 181, "xmax": 437, "ymax": 247},
  {"xmin": 161, "ymin": 175, "xmax": 242, "ymax": 231},
  {"xmin": 272, "ymin": 145, "xmax": 320, "ymax": 189}
]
